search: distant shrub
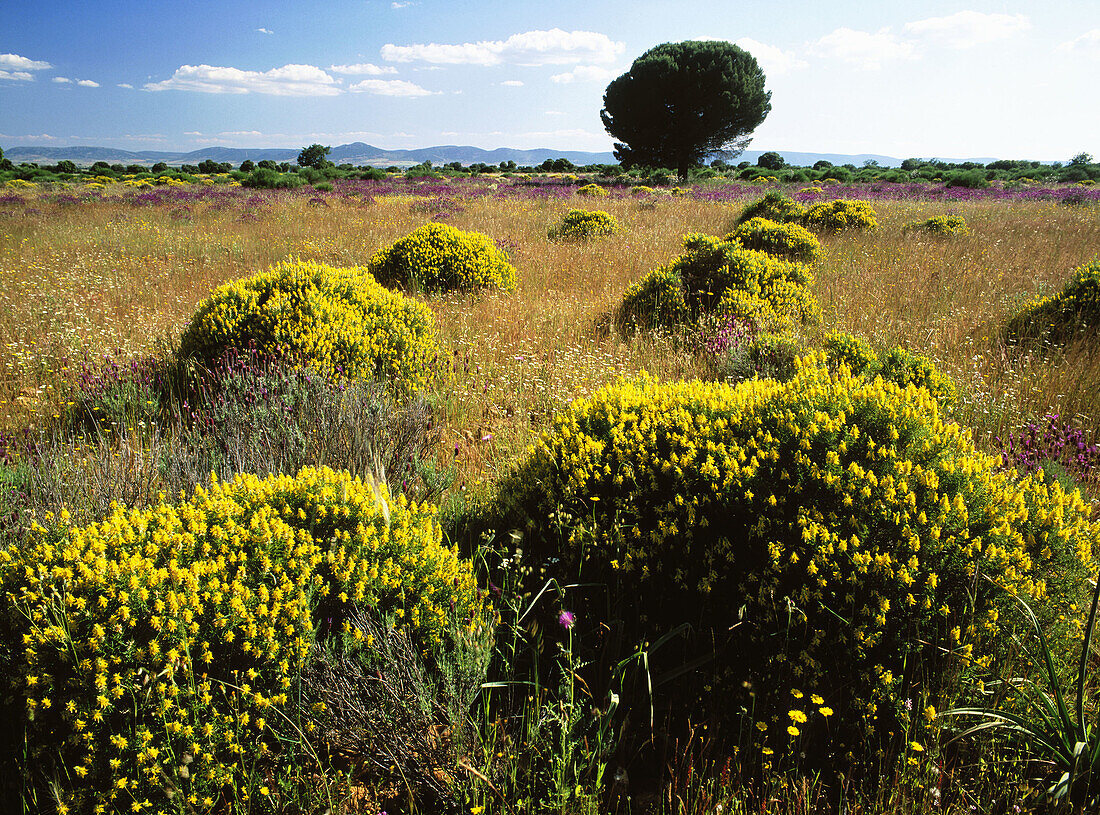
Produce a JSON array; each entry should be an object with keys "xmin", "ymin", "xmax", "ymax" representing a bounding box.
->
[
  {"xmin": 724, "ymin": 217, "xmax": 823, "ymax": 263},
  {"xmin": 0, "ymin": 466, "xmax": 482, "ymax": 813},
  {"xmin": 736, "ymin": 190, "xmax": 806, "ymax": 225},
  {"xmin": 179, "ymin": 260, "xmax": 438, "ymax": 392},
  {"xmin": 368, "ymin": 222, "xmax": 517, "ymax": 294},
  {"xmin": 1004, "ymin": 259, "xmax": 1100, "ymax": 347},
  {"xmin": 903, "ymin": 215, "xmax": 970, "ymax": 237},
  {"xmin": 632, "ymin": 185, "xmax": 654, "ymax": 195},
  {"xmin": 945, "ymin": 169, "xmax": 990, "ymax": 189},
  {"xmin": 802, "ymin": 198, "xmax": 878, "ymax": 233},
  {"xmin": 615, "ymin": 234, "xmax": 819, "ymax": 336},
  {"xmin": 576, "ymin": 183, "xmax": 608, "ymax": 198},
  {"xmin": 313, "ymin": 181, "xmax": 334, "ymax": 192},
  {"xmin": 548, "ymin": 209, "xmax": 621, "ymax": 242},
  {"xmin": 487, "ymin": 361, "xmax": 1096, "ymax": 776},
  {"xmin": 241, "ymin": 167, "xmax": 306, "ymax": 189}
]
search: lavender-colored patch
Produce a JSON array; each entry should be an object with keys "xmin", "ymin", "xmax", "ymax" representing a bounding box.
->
[{"xmin": 999, "ymin": 414, "xmax": 1100, "ymax": 484}]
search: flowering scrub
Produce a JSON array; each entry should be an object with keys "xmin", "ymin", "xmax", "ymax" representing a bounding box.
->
[
  {"xmin": 367, "ymin": 222, "xmax": 517, "ymax": 294},
  {"xmin": 823, "ymin": 333, "xmax": 958, "ymax": 408},
  {"xmin": 724, "ymin": 217, "xmax": 823, "ymax": 264},
  {"xmin": 802, "ymin": 199, "xmax": 878, "ymax": 233},
  {"xmin": 547, "ymin": 209, "xmax": 621, "ymax": 242},
  {"xmin": 1003, "ymin": 259, "xmax": 1100, "ymax": 347},
  {"xmin": 903, "ymin": 214, "xmax": 970, "ymax": 237},
  {"xmin": 614, "ymin": 234, "xmax": 820, "ymax": 337},
  {"xmin": 576, "ymin": 184, "xmax": 608, "ymax": 198},
  {"xmin": 179, "ymin": 259, "xmax": 438, "ymax": 392},
  {"xmin": 0, "ymin": 466, "xmax": 482, "ymax": 813},
  {"xmin": 488, "ymin": 357, "xmax": 1096, "ymax": 774},
  {"xmin": 735, "ymin": 190, "xmax": 807, "ymax": 226}
]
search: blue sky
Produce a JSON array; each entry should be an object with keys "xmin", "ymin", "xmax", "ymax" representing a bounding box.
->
[{"xmin": 1, "ymin": 0, "xmax": 1098, "ymax": 160}]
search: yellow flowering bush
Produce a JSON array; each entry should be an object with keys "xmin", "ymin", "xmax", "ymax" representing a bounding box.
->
[
  {"xmin": 367, "ymin": 222, "xmax": 517, "ymax": 294},
  {"xmin": 724, "ymin": 217, "xmax": 823, "ymax": 264},
  {"xmin": 1003, "ymin": 259, "xmax": 1100, "ymax": 347},
  {"xmin": 490, "ymin": 359, "xmax": 1096, "ymax": 770},
  {"xmin": 179, "ymin": 259, "xmax": 438, "ymax": 392},
  {"xmin": 903, "ymin": 215, "xmax": 970, "ymax": 237},
  {"xmin": 824, "ymin": 332, "xmax": 957, "ymax": 407},
  {"xmin": 802, "ymin": 199, "xmax": 878, "ymax": 233},
  {"xmin": 0, "ymin": 466, "xmax": 481, "ymax": 814},
  {"xmin": 576, "ymin": 183, "xmax": 608, "ymax": 197},
  {"xmin": 614, "ymin": 234, "xmax": 820, "ymax": 336},
  {"xmin": 735, "ymin": 190, "xmax": 807, "ymax": 226},
  {"xmin": 548, "ymin": 209, "xmax": 621, "ymax": 242}
]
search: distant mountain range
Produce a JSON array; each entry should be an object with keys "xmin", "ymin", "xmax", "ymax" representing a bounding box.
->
[{"xmin": 3, "ymin": 142, "xmax": 1005, "ymax": 169}]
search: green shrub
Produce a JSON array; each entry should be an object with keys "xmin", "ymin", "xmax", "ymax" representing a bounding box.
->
[
  {"xmin": 903, "ymin": 214, "xmax": 970, "ymax": 237},
  {"xmin": 803, "ymin": 199, "xmax": 878, "ymax": 233},
  {"xmin": 823, "ymin": 332, "xmax": 957, "ymax": 407},
  {"xmin": 548, "ymin": 209, "xmax": 621, "ymax": 242},
  {"xmin": 0, "ymin": 466, "xmax": 483, "ymax": 813},
  {"xmin": 735, "ymin": 190, "xmax": 807, "ymax": 225},
  {"xmin": 822, "ymin": 331, "xmax": 877, "ymax": 376},
  {"xmin": 724, "ymin": 217, "xmax": 823, "ymax": 263},
  {"xmin": 615, "ymin": 234, "xmax": 820, "ymax": 337},
  {"xmin": 368, "ymin": 222, "xmax": 517, "ymax": 294},
  {"xmin": 487, "ymin": 360, "xmax": 1096, "ymax": 776},
  {"xmin": 576, "ymin": 183, "xmax": 608, "ymax": 198},
  {"xmin": 179, "ymin": 259, "xmax": 439, "ymax": 392},
  {"xmin": 1003, "ymin": 259, "xmax": 1100, "ymax": 347}
]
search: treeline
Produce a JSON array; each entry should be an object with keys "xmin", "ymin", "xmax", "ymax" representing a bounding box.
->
[{"xmin": 1, "ymin": 143, "xmax": 1097, "ymax": 189}]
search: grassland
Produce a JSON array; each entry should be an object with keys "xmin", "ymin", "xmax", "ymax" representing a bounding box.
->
[{"xmin": 1, "ymin": 177, "xmax": 1099, "ymax": 814}]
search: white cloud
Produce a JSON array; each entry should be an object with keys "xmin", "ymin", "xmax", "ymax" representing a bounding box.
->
[
  {"xmin": 0, "ymin": 53, "xmax": 51, "ymax": 71},
  {"xmin": 545, "ymin": 110, "xmax": 565, "ymax": 115},
  {"xmin": 392, "ymin": 1, "xmax": 415, "ymax": 7},
  {"xmin": 53, "ymin": 76, "xmax": 72, "ymax": 84},
  {"xmin": 144, "ymin": 63, "xmax": 341, "ymax": 95},
  {"xmin": 348, "ymin": 78, "xmax": 438, "ymax": 97},
  {"xmin": 810, "ymin": 27, "xmax": 916, "ymax": 69},
  {"xmin": 549, "ymin": 64, "xmax": 616, "ymax": 83},
  {"xmin": 1057, "ymin": 28, "xmax": 1100, "ymax": 54},
  {"xmin": 183, "ymin": 131, "xmax": 203, "ymax": 136},
  {"xmin": 117, "ymin": 83, "xmax": 133, "ymax": 89},
  {"xmin": 905, "ymin": 11, "xmax": 1030, "ymax": 48},
  {"xmin": 329, "ymin": 62, "xmax": 397, "ymax": 75},
  {"xmin": 257, "ymin": 27, "xmax": 274, "ymax": 35},
  {"xmin": 0, "ymin": 71, "xmax": 33, "ymax": 81},
  {"xmin": 734, "ymin": 37, "xmax": 808, "ymax": 76},
  {"xmin": 76, "ymin": 79, "xmax": 100, "ymax": 88},
  {"xmin": 381, "ymin": 28, "xmax": 624, "ymax": 67},
  {"xmin": 501, "ymin": 79, "xmax": 524, "ymax": 86}
]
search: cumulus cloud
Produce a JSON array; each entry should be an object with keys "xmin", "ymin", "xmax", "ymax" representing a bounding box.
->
[
  {"xmin": 734, "ymin": 37, "xmax": 808, "ymax": 75},
  {"xmin": 810, "ymin": 27, "xmax": 916, "ymax": 69},
  {"xmin": 53, "ymin": 76, "xmax": 99, "ymax": 87},
  {"xmin": 0, "ymin": 53, "xmax": 51, "ymax": 81},
  {"xmin": 549, "ymin": 64, "xmax": 616, "ymax": 83},
  {"xmin": 257, "ymin": 27, "xmax": 274, "ymax": 35},
  {"xmin": 0, "ymin": 53, "xmax": 52, "ymax": 71},
  {"xmin": 348, "ymin": 78, "xmax": 438, "ymax": 96},
  {"xmin": 144, "ymin": 63, "xmax": 341, "ymax": 95},
  {"xmin": 904, "ymin": 11, "xmax": 1030, "ymax": 48},
  {"xmin": 329, "ymin": 62, "xmax": 397, "ymax": 75},
  {"xmin": 500, "ymin": 79, "xmax": 524, "ymax": 86},
  {"xmin": 1057, "ymin": 28, "xmax": 1100, "ymax": 54},
  {"xmin": 117, "ymin": 83, "xmax": 134, "ymax": 89},
  {"xmin": 381, "ymin": 28, "xmax": 624, "ymax": 67},
  {"xmin": 392, "ymin": 1, "xmax": 415, "ymax": 7}
]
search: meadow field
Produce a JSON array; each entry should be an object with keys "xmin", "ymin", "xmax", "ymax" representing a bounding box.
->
[{"xmin": 1, "ymin": 175, "xmax": 1100, "ymax": 814}]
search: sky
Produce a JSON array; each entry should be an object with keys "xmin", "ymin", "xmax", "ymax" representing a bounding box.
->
[{"xmin": 1, "ymin": 0, "xmax": 1098, "ymax": 161}]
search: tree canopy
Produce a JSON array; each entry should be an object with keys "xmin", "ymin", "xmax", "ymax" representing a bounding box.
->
[
  {"xmin": 600, "ymin": 40, "xmax": 771, "ymax": 178},
  {"xmin": 297, "ymin": 143, "xmax": 332, "ymax": 169}
]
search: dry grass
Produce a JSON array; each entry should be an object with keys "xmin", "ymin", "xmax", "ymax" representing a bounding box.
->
[{"xmin": 2, "ymin": 185, "xmax": 1099, "ymax": 491}]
